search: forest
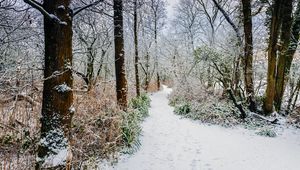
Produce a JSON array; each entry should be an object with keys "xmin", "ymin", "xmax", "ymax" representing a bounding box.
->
[{"xmin": 1, "ymin": 0, "xmax": 300, "ymax": 169}]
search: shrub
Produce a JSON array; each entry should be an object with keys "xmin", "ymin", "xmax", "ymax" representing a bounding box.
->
[
  {"xmin": 129, "ymin": 93, "xmax": 151, "ymax": 119},
  {"xmin": 256, "ymin": 128, "xmax": 277, "ymax": 137},
  {"xmin": 121, "ymin": 110, "xmax": 142, "ymax": 153},
  {"xmin": 121, "ymin": 94, "xmax": 151, "ymax": 153},
  {"xmin": 174, "ymin": 102, "xmax": 191, "ymax": 115}
]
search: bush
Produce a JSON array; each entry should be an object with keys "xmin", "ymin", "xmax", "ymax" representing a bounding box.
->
[
  {"xmin": 121, "ymin": 94, "xmax": 151, "ymax": 153},
  {"xmin": 256, "ymin": 128, "xmax": 277, "ymax": 137},
  {"xmin": 129, "ymin": 93, "xmax": 151, "ymax": 119},
  {"xmin": 174, "ymin": 102, "xmax": 191, "ymax": 115},
  {"xmin": 121, "ymin": 110, "xmax": 142, "ymax": 152}
]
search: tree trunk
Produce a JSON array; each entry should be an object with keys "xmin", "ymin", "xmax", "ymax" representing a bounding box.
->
[
  {"xmin": 144, "ymin": 53, "xmax": 150, "ymax": 91},
  {"xmin": 241, "ymin": 0, "xmax": 256, "ymax": 112},
  {"xmin": 263, "ymin": 0, "xmax": 283, "ymax": 114},
  {"xmin": 134, "ymin": 0, "xmax": 140, "ymax": 96},
  {"xmin": 86, "ymin": 47, "xmax": 95, "ymax": 91},
  {"xmin": 275, "ymin": 0, "xmax": 300, "ymax": 111},
  {"xmin": 154, "ymin": 13, "xmax": 160, "ymax": 91},
  {"xmin": 114, "ymin": 0, "xmax": 128, "ymax": 109},
  {"xmin": 36, "ymin": 0, "xmax": 73, "ymax": 169}
]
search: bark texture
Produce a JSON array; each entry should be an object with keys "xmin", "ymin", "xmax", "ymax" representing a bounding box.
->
[
  {"xmin": 36, "ymin": 0, "xmax": 74, "ymax": 169},
  {"xmin": 134, "ymin": 0, "xmax": 140, "ymax": 96},
  {"xmin": 114, "ymin": 0, "xmax": 128, "ymax": 109},
  {"xmin": 275, "ymin": 0, "xmax": 300, "ymax": 111},
  {"xmin": 241, "ymin": 0, "xmax": 256, "ymax": 112},
  {"xmin": 263, "ymin": 0, "xmax": 283, "ymax": 114}
]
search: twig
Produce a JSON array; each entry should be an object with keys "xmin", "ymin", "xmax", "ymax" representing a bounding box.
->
[{"xmin": 73, "ymin": 0, "xmax": 104, "ymax": 17}]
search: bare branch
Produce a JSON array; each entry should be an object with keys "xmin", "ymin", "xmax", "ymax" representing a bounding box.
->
[
  {"xmin": 73, "ymin": 0, "xmax": 104, "ymax": 17},
  {"xmin": 211, "ymin": 0, "xmax": 242, "ymax": 44},
  {"xmin": 23, "ymin": 0, "xmax": 64, "ymax": 24}
]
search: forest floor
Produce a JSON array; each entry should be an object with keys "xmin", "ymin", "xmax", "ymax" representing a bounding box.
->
[{"xmin": 100, "ymin": 86, "xmax": 300, "ymax": 170}]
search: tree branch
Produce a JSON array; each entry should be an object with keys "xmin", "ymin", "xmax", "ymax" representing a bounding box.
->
[
  {"xmin": 23, "ymin": 0, "xmax": 64, "ymax": 24},
  {"xmin": 211, "ymin": 0, "xmax": 242, "ymax": 44},
  {"xmin": 73, "ymin": 0, "xmax": 104, "ymax": 17}
]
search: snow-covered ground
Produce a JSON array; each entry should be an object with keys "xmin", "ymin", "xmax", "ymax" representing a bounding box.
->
[{"xmin": 102, "ymin": 86, "xmax": 300, "ymax": 170}]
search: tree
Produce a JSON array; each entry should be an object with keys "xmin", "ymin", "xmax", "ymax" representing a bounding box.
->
[
  {"xmin": 212, "ymin": 0, "xmax": 243, "ymax": 96},
  {"xmin": 23, "ymin": 0, "xmax": 74, "ymax": 168},
  {"xmin": 73, "ymin": 9, "xmax": 113, "ymax": 91},
  {"xmin": 114, "ymin": 0, "xmax": 128, "ymax": 109},
  {"xmin": 174, "ymin": 0, "xmax": 202, "ymax": 52},
  {"xmin": 263, "ymin": 0, "xmax": 283, "ymax": 114},
  {"xmin": 147, "ymin": 0, "xmax": 167, "ymax": 90},
  {"xmin": 134, "ymin": 0, "xmax": 141, "ymax": 96},
  {"xmin": 241, "ymin": 0, "xmax": 256, "ymax": 112},
  {"xmin": 23, "ymin": 0, "xmax": 102, "ymax": 168},
  {"xmin": 274, "ymin": 0, "xmax": 298, "ymax": 111}
]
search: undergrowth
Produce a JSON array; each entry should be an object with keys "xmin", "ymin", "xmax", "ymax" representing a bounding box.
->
[
  {"xmin": 121, "ymin": 93, "xmax": 151, "ymax": 154},
  {"xmin": 170, "ymin": 87, "xmax": 240, "ymax": 127},
  {"xmin": 0, "ymin": 80, "xmax": 151, "ymax": 169}
]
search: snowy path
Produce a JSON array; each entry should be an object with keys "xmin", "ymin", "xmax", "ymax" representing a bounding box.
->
[{"xmin": 107, "ymin": 86, "xmax": 300, "ymax": 170}]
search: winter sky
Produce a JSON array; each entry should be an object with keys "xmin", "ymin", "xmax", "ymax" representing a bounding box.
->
[{"xmin": 166, "ymin": 0, "xmax": 179, "ymax": 20}]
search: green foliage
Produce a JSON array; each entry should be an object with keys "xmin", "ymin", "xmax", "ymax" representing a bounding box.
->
[
  {"xmin": 174, "ymin": 102, "xmax": 191, "ymax": 115},
  {"xmin": 121, "ymin": 94, "xmax": 151, "ymax": 153},
  {"xmin": 129, "ymin": 93, "xmax": 151, "ymax": 119},
  {"xmin": 121, "ymin": 110, "xmax": 142, "ymax": 153},
  {"xmin": 256, "ymin": 128, "xmax": 277, "ymax": 137},
  {"xmin": 194, "ymin": 45, "xmax": 222, "ymax": 62}
]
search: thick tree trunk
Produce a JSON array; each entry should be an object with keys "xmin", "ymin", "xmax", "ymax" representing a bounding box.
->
[
  {"xmin": 263, "ymin": 0, "xmax": 283, "ymax": 114},
  {"xmin": 36, "ymin": 0, "xmax": 74, "ymax": 169},
  {"xmin": 241, "ymin": 0, "xmax": 256, "ymax": 112},
  {"xmin": 134, "ymin": 0, "xmax": 140, "ymax": 97},
  {"xmin": 275, "ymin": 0, "xmax": 300, "ymax": 111},
  {"xmin": 114, "ymin": 0, "xmax": 128, "ymax": 109}
]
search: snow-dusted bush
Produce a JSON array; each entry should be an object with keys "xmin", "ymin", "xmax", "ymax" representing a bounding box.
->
[
  {"xmin": 174, "ymin": 102, "xmax": 191, "ymax": 115},
  {"xmin": 129, "ymin": 93, "xmax": 151, "ymax": 119},
  {"xmin": 170, "ymin": 80, "xmax": 240, "ymax": 127},
  {"xmin": 255, "ymin": 128, "xmax": 277, "ymax": 137}
]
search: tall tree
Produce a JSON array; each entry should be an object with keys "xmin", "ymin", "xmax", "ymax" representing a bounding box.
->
[
  {"xmin": 23, "ymin": 0, "xmax": 74, "ymax": 168},
  {"xmin": 134, "ymin": 0, "xmax": 141, "ymax": 96},
  {"xmin": 114, "ymin": 0, "xmax": 128, "ymax": 109},
  {"xmin": 241, "ymin": 0, "xmax": 256, "ymax": 112},
  {"xmin": 23, "ymin": 0, "xmax": 102, "ymax": 168},
  {"xmin": 275, "ymin": 0, "xmax": 298, "ymax": 111},
  {"xmin": 263, "ymin": 0, "xmax": 283, "ymax": 114},
  {"xmin": 212, "ymin": 0, "xmax": 243, "ymax": 96},
  {"xmin": 148, "ymin": 0, "xmax": 166, "ymax": 90}
]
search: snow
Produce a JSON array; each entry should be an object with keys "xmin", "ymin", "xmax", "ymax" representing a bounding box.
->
[
  {"xmin": 54, "ymin": 83, "xmax": 71, "ymax": 93},
  {"xmin": 37, "ymin": 128, "xmax": 69, "ymax": 167},
  {"xmin": 69, "ymin": 105, "xmax": 75, "ymax": 114},
  {"xmin": 43, "ymin": 148, "xmax": 68, "ymax": 167},
  {"xmin": 48, "ymin": 14, "xmax": 68, "ymax": 26},
  {"xmin": 101, "ymin": 85, "xmax": 300, "ymax": 170},
  {"xmin": 57, "ymin": 5, "xmax": 65, "ymax": 10}
]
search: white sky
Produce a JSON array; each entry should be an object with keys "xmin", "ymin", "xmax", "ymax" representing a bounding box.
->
[{"xmin": 166, "ymin": 0, "xmax": 179, "ymax": 20}]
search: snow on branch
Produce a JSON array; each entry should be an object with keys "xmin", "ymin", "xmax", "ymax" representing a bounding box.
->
[
  {"xmin": 73, "ymin": 0, "xmax": 104, "ymax": 17},
  {"xmin": 23, "ymin": 0, "xmax": 65, "ymax": 25},
  {"xmin": 211, "ymin": 0, "xmax": 242, "ymax": 44}
]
